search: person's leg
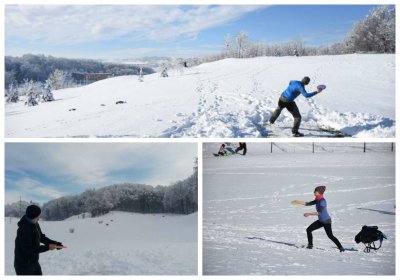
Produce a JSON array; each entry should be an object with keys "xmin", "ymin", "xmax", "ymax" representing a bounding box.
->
[
  {"xmin": 15, "ymin": 264, "xmax": 34, "ymax": 275},
  {"xmin": 306, "ymin": 220, "xmax": 324, "ymax": 246},
  {"xmin": 243, "ymin": 145, "xmax": 247, "ymax": 155},
  {"xmin": 286, "ymin": 102, "xmax": 301, "ymax": 134},
  {"xmin": 269, "ymin": 100, "xmax": 285, "ymax": 124},
  {"xmin": 323, "ymin": 223, "xmax": 343, "ymax": 249}
]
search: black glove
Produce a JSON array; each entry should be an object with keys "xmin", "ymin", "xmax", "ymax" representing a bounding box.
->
[{"xmin": 56, "ymin": 241, "xmax": 63, "ymax": 250}]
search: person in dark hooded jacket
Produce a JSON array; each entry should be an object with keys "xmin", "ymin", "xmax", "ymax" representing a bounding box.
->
[{"xmin": 14, "ymin": 205, "xmax": 65, "ymax": 275}]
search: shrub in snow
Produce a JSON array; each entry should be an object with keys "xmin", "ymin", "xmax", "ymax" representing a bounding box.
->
[
  {"xmin": 98, "ymin": 221, "xmax": 103, "ymax": 224},
  {"xmin": 25, "ymin": 81, "xmax": 39, "ymax": 106},
  {"xmin": 69, "ymin": 228, "xmax": 75, "ymax": 234},
  {"xmin": 42, "ymin": 81, "xmax": 55, "ymax": 102},
  {"xmin": 138, "ymin": 67, "xmax": 144, "ymax": 82},
  {"xmin": 47, "ymin": 69, "xmax": 67, "ymax": 90},
  {"xmin": 6, "ymin": 84, "xmax": 19, "ymax": 103},
  {"xmin": 160, "ymin": 65, "xmax": 168, "ymax": 77}
]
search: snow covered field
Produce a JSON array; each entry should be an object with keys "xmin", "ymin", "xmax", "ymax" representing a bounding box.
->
[
  {"xmin": 5, "ymin": 211, "xmax": 197, "ymax": 275},
  {"xmin": 5, "ymin": 54, "xmax": 395, "ymax": 138},
  {"xmin": 203, "ymin": 143, "xmax": 395, "ymax": 275}
]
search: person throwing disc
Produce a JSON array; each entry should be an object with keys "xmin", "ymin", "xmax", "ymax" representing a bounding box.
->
[
  {"xmin": 269, "ymin": 76, "xmax": 325, "ymax": 137},
  {"xmin": 292, "ymin": 186, "xmax": 345, "ymax": 252}
]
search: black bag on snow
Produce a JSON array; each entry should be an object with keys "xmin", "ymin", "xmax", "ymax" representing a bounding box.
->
[{"xmin": 355, "ymin": 225, "xmax": 387, "ymax": 253}]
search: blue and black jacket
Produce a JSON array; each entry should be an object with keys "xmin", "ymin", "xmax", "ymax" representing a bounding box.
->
[
  {"xmin": 305, "ymin": 197, "xmax": 331, "ymax": 223},
  {"xmin": 281, "ymin": 80, "xmax": 317, "ymax": 102}
]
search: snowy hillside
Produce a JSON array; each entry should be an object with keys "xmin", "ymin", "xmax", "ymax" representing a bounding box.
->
[
  {"xmin": 203, "ymin": 143, "xmax": 395, "ymax": 275},
  {"xmin": 5, "ymin": 212, "xmax": 197, "ymax": 275},
  {"xmin": 5, "ymin": 54, "xmax": 395, "ymax": 138}
]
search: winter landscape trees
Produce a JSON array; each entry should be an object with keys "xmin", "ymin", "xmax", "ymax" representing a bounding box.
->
[
  {"xmin": 5, "ymin": 160, "xmax": 198, "ymax": 220},
  {"xmin": 204, "ymin": 5, "xmax": 395, "ymax": 63}
]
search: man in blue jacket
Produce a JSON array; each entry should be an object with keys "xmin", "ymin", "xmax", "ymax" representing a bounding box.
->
[
  {"xmin": 269, "ymin": 76, "xmax": 323, "ymax": 137},
  {"xmin": 292, "ymin": 186, "xmax": 345, "ymax": 252}
]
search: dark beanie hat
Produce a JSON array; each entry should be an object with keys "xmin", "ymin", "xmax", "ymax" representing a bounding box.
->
[
  {"xmin": 314, "ymin": 186, "xmax": 326, "ymax": 194},
  {"xmin": 301, "ymin": 76, "xmax": 311, "ymax": 85},
  {"xmin": 26, "ymin": 205, "xmax": 41, "ymax": 219}
]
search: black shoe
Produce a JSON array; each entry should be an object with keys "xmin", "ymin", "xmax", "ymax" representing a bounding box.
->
[
  {"xmin": 306, "ymin": 244, "xmax": 313, "ymax": 249},
  {"xmin": 292, "ymin": 132, "xmax": 304, "ymax": 137},
  {"xmin": 339, "ymin": 247, "xmax": 345, "ymax": 252}
]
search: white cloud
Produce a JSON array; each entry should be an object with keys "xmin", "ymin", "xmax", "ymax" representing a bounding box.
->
[
  {"xmin": 5, "ymin": 143, "xmax": 197, "ymax": 198},
  {"xmin": 5, "ymin": 5, "xmax": 262, "ymax": 45},
  {"xmin": 5, "ymin": 177, "xmax": 64, "ymax": 204}
]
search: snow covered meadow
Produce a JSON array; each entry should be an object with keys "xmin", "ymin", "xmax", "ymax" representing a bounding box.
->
[
  {"xmin": 5, "ymin": 211, "xmax": 197, "ymax": 275},
  {"xmin": 5, "ymin": 54, "xmax": 395, "ymax": 138},
  {"xmin": 203, "ymin": 143, "xmax": 395, "ymax": 275}
]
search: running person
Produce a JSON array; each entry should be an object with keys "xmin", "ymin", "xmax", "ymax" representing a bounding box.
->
[
  {"xmin": 269, "ymin": 76, "xmax": 324, "ymax": 137},
  {"xmin": 292, "ymin": 186, "xmax": 345, "ymax": 252}
]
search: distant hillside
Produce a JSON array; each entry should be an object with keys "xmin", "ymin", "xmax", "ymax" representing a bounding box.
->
[
  {"xmin": 5, "ymin": 54, "xmax": 155, "ymax": 87},
  {"xmin": 5, "ymin": 173, "xmax": 197, "ymax": 221}
]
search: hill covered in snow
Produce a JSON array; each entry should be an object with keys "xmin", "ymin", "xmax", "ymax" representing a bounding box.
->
[
  {"xmin": 5, "ymin": 211, "xmax": 197, "ymax": 275},
  {"xmin": 5, "ymin": 54, "xmax": 395, "ymax": 138}
]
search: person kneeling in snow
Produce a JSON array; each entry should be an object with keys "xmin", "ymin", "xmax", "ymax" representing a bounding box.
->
[
  {"xmin": 218, "ymin": 144, "xmax": 227, "ymax": 156},
  {"xmin": 14, "ymin": 205, "xmax": 65, "ymax": 275},
  {"xmin": 292, "ymin": 186, "xmax": 345, "ymax": 252},
  {"xmin": 269, "ymin": 76, "xmax": 324, "ymax": 137}
]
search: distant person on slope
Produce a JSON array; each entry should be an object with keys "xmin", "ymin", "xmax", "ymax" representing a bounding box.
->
[
  {"xmin": 235, "ymin": 142, "xmax": 247, "ymax": 155},
  {"xmin": 14, "ymin": 205, "xmax": 65, "ymax": 275},
  {"xmin": 269, "ymin": 76, "xmax": 324, "ymax": 137},
  {"xmin": 292, "ymin": 186, "xmax": 345, "ymax": 252}
]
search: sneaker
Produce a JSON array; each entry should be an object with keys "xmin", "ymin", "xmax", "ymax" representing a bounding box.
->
[
  {"xmin": 339, "ymin": 247, "xmax": 345, "ymax": 252},
  {"xmin": 292, "ymin": 132, "xmax": 304, "ymax": 137},
  {"xmin": 306, "ymin": 244, "xmax": 313, "ymax": 249}
]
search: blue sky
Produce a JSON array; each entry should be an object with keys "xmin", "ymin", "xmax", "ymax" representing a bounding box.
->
[
  {"xmin": 5, "ymin": 143, "xmax": 197, "ymax": 204},
  {"xmin": 5, "ymin": 5, "xmax": 381, "ymax": 59}
]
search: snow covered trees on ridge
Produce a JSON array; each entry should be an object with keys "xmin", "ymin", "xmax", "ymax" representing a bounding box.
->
[
  {"xmin": 346, "ymin": 6, "xmax": 395, "ymax": 53},
  {"xmin": 205, "ymin": 5, "xmax": 395, "ymax": 63},
  {"xmin": 5, "ymin": 171, "xmax": 198, "ymax": 220}
]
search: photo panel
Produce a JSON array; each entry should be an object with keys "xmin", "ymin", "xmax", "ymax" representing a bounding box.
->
[
  {"xmin": 203, "ymin": 142, "xmax": 395, "ymax": 275},
  {"xmin": 4, "ymin": 142, "xmax": 198, "ymax": 275}
]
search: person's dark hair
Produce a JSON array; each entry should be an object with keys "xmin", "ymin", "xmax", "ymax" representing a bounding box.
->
[
  {"xmin": 26, "ymin": 205, "xmax": 41, "ymax": 219},
  {"xmin": 301, "ymin": 76, "xmax": 310, "ymax": 85},
  {"xmin": 222, "ymin": 144, "xmax": 225, "ymax": 147}
]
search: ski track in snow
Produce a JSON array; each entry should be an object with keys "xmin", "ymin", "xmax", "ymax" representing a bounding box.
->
[
  {"xmin": 203, "ymin": 145, "xmax": 395, "ymax": 275},
  {"xmin": 5, "ymin": 54, "xmax": 395, "ymax": 138}
]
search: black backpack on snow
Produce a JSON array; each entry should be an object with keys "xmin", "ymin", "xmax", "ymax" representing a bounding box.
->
[{"xmin": 355, "ymin": 225, "xmax": 387, "ymax": 253}]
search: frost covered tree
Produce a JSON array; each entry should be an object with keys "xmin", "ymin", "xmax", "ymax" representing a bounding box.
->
[
  {"xmin": 6, "ymin": 83, "xmax": 19, "ymax": 103},
  {"xmin": 160, "ymin": 64, "xmax": 169, "ymax": 77},
  {"xmin": 47, "ymin": 69, "xmax": 67, "ymax": 90},
  {"xmin": 42, "ymin": 81, "xmax": 55, "ymax": 102},
  {"xmin": 224, "ymin": 32, "xmax": 250, "ymax": 58},
  {"xmin": 25, "ymin": 80, "xmax": 39, "ymax": 106},
  {"xmin": 346, "ymin": 6, "xmax": 395, "ymax": 53},
  {"xmin": 138, "ymin": 67, "xmax": 144, "ymax": 82}
]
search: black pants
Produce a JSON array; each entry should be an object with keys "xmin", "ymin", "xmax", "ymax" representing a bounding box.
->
[
  {"xmin": 235, "ymin": 144, "xmax": 247, "ymax": 155},
  {"xmin": 15, "ymin": 262, "xmax": 43, "ymax": 275},
  {"xmin": 269, "ymin": 97, "xmax": 301, "ymax": 134},
  {"xmin": 306, "ymin": 220, "xmax": 343, "ymax": 249}
]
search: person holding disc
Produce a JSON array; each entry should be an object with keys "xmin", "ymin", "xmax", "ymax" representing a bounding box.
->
[
  {"xmin": 269, "ymin": 76, "xmax": 325, "ymax": 137},
  {"xmin": 14, "ymin": 205, "xmax": 66, "ymax": 275},
  {"xmin": 292, "ymin": 186, "xmax": 345, "ymax": 252}
]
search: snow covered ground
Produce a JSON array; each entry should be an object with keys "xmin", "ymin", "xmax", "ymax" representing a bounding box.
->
[
  {"xmin": 5, "ymin": 54, "xmax": 395, "ymax": 138},
  {"xmin": 5, "ymin": 211, "xmax": 197, "ymax": 275},
  {"xmin": 203, "ymin": 143, "xmax": 395, "ymax": 275}
]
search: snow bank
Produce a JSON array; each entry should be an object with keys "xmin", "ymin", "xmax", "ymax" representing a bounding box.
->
[
  {"xmin": 203, "ymin": 143, "xmax": 395, "ymax": 275},
  {"xmin": 5, "ymin": 54, "xmax": 395, "ymax": 138},
  {"xmin": 5, "ymin": 211, "xmax": 197, "ymax": 275}
]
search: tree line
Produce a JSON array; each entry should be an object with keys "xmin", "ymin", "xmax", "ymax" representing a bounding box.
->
[
  {"xmin": 202, "ymin": 6, "xmax": 395, "ymax": 63},
  {"xmin": 5, "ymin": 161, "xmax": 198, "ymax": 220},
  {"xmin": 5, "ymin": 54, "xmax": 155, "ymax": 89}
]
